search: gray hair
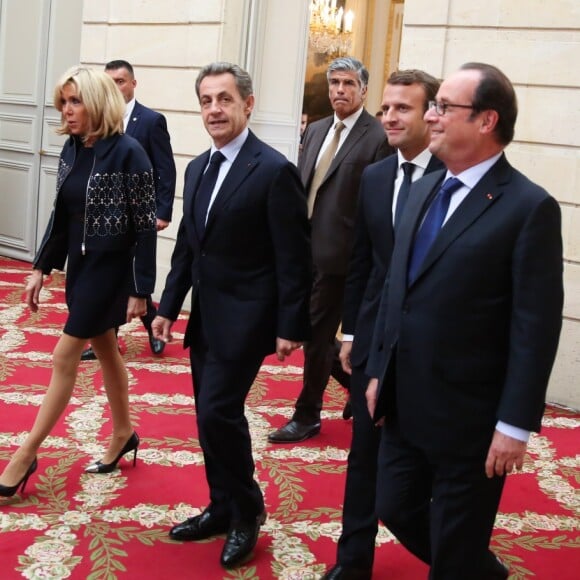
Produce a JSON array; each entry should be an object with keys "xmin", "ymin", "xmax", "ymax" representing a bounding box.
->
[
  {"xmin": 195, "ymin": 62, "xmax": 254, "ymax": 100},
  {"xmin": 327, "ymin": 56, "xmax": 369, "ymax": 89}
]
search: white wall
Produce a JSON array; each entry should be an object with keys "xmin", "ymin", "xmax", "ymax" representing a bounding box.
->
[
  {"xmin": 400, "ymin": 0, "xmax": 580, "ymax": 408},
  {"xmin": 79, "ymin": 0, "xmax": 310, "ymax": 307}
]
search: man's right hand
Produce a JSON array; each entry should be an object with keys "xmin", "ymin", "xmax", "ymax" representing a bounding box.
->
[
  {"xmin": 275, "ymin": 337, "xmax": 303, "ymax": 361},
  {"xmin": 152, "ymin": 315, "xmax": 173, "ymax": 343},
  {"xmin": 24, "ymin": 269, "xmax": 43, "ymax": 313},
  {"xmin": 339, "ymin": 340, "xmax": 353, "ymax": 375}
]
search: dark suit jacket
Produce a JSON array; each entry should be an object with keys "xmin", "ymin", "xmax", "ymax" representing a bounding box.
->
[
  {"xmin": 126, "ymin": 101, "xmax": 177, "ymax": 222},
  {"xmin": 342, "ymin": 154, "xmax": 444, "ymax": 368},
  {"xmin": 299, "ymin": 109, "xmax": 390, "ymax": 275},
  {"xmin": 157, "ymin": 131, "xmax": 311, "ymax": 362},
  {"xmin": 367, "ymin": 154, "xmax": 563, "ymax": 457}
]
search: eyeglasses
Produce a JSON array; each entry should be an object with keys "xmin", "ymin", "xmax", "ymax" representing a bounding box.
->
[{"xmin": 428, "ymin": 100, "xmax": 476, "ymax": 116}]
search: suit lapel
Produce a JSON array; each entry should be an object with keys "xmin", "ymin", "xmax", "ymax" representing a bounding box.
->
[
  {"xmin": 320, "ymin": 111, "xmax": 370, "ymax": 187},
  {"xmin": 183, "ymin": 151, "xmax": 210, "ymax": 238},
  {"xmin": 302, "ymin": 118, "xmax": 333, "ymax": 187},
  {"xmin": 392, "ymin": 155, "xmax": 444, "ymax": 236},
  {"xmin": 125, "ymin": 101, "xmax": 142, "ymax": 136},
  {"xmin": 410, "ymin": 156, "xmax": 510, "ymax": 285},
  {"xmin": 382, "ymin": 157, "xmax": 398, "ymax": 236},
  {"xmin": 425, "ymin": 155, "xmax": 445, "ymax": 175},
  {"xmin": 332, "ymin": 111, "xmax": 369, "ymax": 166},
  {"xmin": 203, "ymin": 133, "xmax": 261, "ymax": 235},
  {"xmin": 399, "ymin": 171, "xmax": 442, "ymax": 264}
]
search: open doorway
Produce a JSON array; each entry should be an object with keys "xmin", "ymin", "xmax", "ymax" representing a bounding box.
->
[{"xmin": 302, "ymin": 0, "xmax": 404, "ymax": 126}]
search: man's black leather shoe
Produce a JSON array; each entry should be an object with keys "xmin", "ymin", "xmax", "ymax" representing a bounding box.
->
[
  {"xmin": 320, "ymin": 564, "xmax": 372, "ymax": 580},
  {"xmin": 220, "ymin": 511, "xmax": 266, "ymax": 568},
  {"xmin": 268, "ymin": 420, "xmax": 321, "ymax": 443},
  {"xmin": 81, "ymin": 342, "xmax": 121, "ymax": 361},
  {"xmin": 486, "ymin": 553, "xmax": 509, "ymax": 579},
  {"xmin": 80, "ymin": 346, "xmax": 97, "ymax": 361},
  {"xmin": 169, "ymin": 509, "xmax": 229, "ymax": 542},
  {"xmin": 148, "ymin": 330, "xmax": 165, "ymax": 355}
]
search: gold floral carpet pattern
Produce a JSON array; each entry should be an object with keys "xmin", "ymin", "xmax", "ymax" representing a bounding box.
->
[{"xmin": 0, "ymin": 256, "xmax": 579, "ymax": 579}]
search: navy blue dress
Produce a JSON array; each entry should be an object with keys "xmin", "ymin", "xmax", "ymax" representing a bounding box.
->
[{"xmin": 60, "ymin": 144, "xmax": 132, "ymax": 339}]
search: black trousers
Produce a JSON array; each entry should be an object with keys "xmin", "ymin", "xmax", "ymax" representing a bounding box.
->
[
  {"xmin": 188, "ymin": 309, "xmax": 265, "ymax": 523},
  {"xmin": 336, "ymin": 365, "xmax": 381, "ymax": 569},
  {"xmin": 293, "ymin": 269, "xmax": 350, "ymax": 424},
  {"xmin": 376, "ymin": 420, "xmax": 505, "ymax": 580}
]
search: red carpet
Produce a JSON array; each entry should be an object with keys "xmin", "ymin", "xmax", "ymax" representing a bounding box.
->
[{"xmin": 0, "ymin": 256, "xmax": 578, "ymax": 579}]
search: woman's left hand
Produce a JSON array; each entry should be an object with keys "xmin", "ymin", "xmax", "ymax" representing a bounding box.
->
[
  {"xmin": 24, "ymin": 269, "xmax": 44, "ymax": 312},
  {"xmin": 126, "ymin": 296, "xmax": 147, "ymax": 323}
]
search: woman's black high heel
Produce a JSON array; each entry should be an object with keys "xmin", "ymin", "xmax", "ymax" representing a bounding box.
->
[
  {"xmin": 0, "ymin": 457, "xmax": 38, "ymax": 497},
  {"xmin": 85, "ymin": 432, "xmax": 139, "ymax": 474}
]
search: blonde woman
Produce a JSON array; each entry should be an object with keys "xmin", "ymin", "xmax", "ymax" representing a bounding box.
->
[{"xmin": 0, "ymin": 66, "xmax": 156, "ymax": 497}]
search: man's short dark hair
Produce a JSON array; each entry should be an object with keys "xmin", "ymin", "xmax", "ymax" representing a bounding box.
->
[
  {"xmin": 387, "ymin": 70, "xmax": 440, "ymax": 112},
  {"xmin": 105, "ymin": 60, "xmax": 135, "ymax": 77},
  {"xmin": 460, "ymin": 62, "xmax": 517, "ymax": 145}
]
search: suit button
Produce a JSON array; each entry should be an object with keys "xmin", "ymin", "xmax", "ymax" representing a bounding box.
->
[
  {"xmin": 378, "ymin": 343, "xmax": 384, "ymax": 352},
  {"xmin": 201, "ymin": 252, "xmax": 206, "ymax": 257}
]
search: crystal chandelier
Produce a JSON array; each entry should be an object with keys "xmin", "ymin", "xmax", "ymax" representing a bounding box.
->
[{"xmin": 309, "ymin": 0, "xmax": 354, "ymax": 57}]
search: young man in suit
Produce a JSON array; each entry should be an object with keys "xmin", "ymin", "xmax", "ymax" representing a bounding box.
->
[
  {"xmin": 81, "ymin": 60, "xmax": 177, "ymax": 359},
  {"xmin": 321, "ymin": 69, "xmax": 443, "ymax": 580},
  {"xmin": 269, "ymin": 56, "xmax": 391, "ymax": 444},
  {"xmin": 152, "ymin": 62, "xmax": 311, "ymax": 569},
  {"xmin": 366, "ymin": 63, "xmax": 563, "ymax": 579}
]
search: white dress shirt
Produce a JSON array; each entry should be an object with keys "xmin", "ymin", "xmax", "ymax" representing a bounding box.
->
[{"xmin": 123, "ymin": 98, "xmax": 136, "ymax": 132}]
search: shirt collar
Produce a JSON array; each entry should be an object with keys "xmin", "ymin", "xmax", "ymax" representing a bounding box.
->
[
  {"xmin": 397, "ymin": 147, "xmax": 433, "ymax": 172},
  {"xmin": 333, "ymin": 106, "xmax": 364, "ymax": 131},
  {"xmin": 210, "ymin": 127, "xmax": 249, "ymax": 163},
  {"xmin": 447, "ymin": 152, "xmax": 503, "ymax": 189}
]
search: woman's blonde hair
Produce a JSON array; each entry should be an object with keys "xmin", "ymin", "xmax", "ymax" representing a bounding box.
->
[{"xmin": 54, "ymin": 66, "xmax": 125, "ymax": 141}]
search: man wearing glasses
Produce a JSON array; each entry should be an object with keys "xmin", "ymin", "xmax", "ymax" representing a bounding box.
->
[{"xmin": 366, "ymin": 63, "xmax": 563, "ymax": 579}]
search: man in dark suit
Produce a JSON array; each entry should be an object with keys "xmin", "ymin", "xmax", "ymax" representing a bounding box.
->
[
  {"xmin": 269, "ymin": 57, "xmax": 390, "ymax": 444},
  {"xmin": 366, "ymin": 63, "xmax": 563, "ymax": 579},
  {"xmin": 151, "ymin": 62, "xmax": 311, "ymax": 569},
  {"xmin": 321, "ymin": 70, "xmax": 443, "ymax": 580},
  {"xmin": 81, "ymin": 59, "xmax": 177, "ymax": 359}
]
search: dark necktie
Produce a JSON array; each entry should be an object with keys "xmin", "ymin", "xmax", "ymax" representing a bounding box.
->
[
  {"xmin": 394, "ymin": 162, "xmax": 415, "ymax": 228},
  {"xmin": 194, "ymin": 151, "xmax": 225, "ymax": 237},
  {"xmin": 407, "ymin": 177, "xmax": 463, "ymax": 284}
]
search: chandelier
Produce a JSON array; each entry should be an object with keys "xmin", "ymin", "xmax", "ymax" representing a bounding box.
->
[{"xmin": 309, "ymin": 0, "xmax": 354, "ymax": 57}]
